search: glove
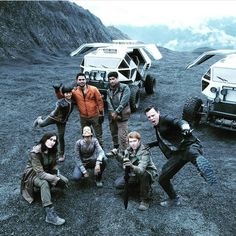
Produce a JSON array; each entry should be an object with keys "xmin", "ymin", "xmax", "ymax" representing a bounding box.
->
[
  {"xmin": 123, "ymin": 158, "xmax": 132, "ymax": 169},
  {"xmin": 98, "ymin": 115, "xmax": 104, "ymax": 124},
  {"xmin": 111, "ymin": 148, "xmax": 118, "ymax": 156},
  {"xmin": 53, "ymin": 83, "xmax": 62, "ymax": 93},
  {"xmin": 182, "ymin": 129, "xmax": 193, "ymax": 136},
  {"xmin": 181, "ymin": 123, "xmax": 193, "ymax": 136},
  {"xmin": 56, "ymin": 178, "xmax": 68, "ymax": 188}
]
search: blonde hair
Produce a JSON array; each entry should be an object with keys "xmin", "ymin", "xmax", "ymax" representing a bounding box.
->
[{"xmin": 128, "ymin": 131, "xmax": 141, "ymax": 140}]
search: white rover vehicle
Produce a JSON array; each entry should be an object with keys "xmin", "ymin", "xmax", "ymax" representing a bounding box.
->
[
  {"xmin": 70, "ymin": 40, "xmax": 162, "ymax": 111},
  {"xmin": 183, "ymin": 49, "xmax": 236, "ymax": 131}
]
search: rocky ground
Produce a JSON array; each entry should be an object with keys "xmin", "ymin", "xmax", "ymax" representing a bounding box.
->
[{"xmin": 0, "ymin": 48, "xmax": 235, "ymax": 236}]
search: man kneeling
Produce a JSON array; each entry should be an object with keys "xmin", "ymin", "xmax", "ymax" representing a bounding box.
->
[{"xmin": 113, "ymin": 131, "xmax": 158, "ymax": 210}]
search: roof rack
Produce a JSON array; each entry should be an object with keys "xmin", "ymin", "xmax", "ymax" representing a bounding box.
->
[{"xmin": 112, "ymin": 40, "xmax": 139, "ymax": 45}]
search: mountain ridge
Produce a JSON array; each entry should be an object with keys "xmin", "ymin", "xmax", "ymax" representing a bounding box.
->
[{"xmin": 0, "ymin": 1, "xmax": 128, "ymax": 63}]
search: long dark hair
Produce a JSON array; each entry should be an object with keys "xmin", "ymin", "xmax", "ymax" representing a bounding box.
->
[{"xmin": 38, "ymin": 132, "xmax": 58, "ymax": 154}]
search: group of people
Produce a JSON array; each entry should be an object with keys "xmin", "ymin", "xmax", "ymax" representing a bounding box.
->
[{"xmin": 21, "ymin": 71, "xmax": 217, "ymax": 226}]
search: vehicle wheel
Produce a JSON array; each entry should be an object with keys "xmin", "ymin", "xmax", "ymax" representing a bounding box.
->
[
  {"xmin": 144, "ymin": 74, "xmax": 156, "ymax": 94},
  {"xmin": 182, "ymin": 96, "xmax": 203, "ymax": 126},
  {"xmin": 129, "ymin": 85, "xmax": 140, "ymax": 112}
]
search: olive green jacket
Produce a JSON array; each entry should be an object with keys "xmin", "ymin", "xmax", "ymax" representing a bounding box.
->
[
  {"xmin": 21, "ymin": 144, "xmax": 60, "ymax": 204},
  {"xmin": 116, "ymin": 144, "xmax": 158, "ymax": 181}
]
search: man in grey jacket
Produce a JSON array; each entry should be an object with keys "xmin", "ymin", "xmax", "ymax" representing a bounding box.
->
[
  {"xmin": 73, "ymin": 126, "xmax": 106, "ymax": 187},
  {"xmin": 106, "ymin": 71, "xmax": 131, "ymax": 153}
]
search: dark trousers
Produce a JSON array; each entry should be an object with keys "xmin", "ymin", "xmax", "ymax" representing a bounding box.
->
[
  {"xmin": 159, "ymin": 143, "xmax": 203, "ymax": 199},
  {"xmin": 38, "ymin": 116, "xmax": 66, "ymax": 156},
  {"xmin": 115, "ymin": 172, "xmax": 152, "ymax": 201},
  {"xmin": 73, "ymin": 159, "xmax": 106, "ymax": 181}
]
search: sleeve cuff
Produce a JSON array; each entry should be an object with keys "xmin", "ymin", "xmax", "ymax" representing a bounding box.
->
[{"xmin": 96, "ymin": 160, "xmax": 102, "ymax": 166}]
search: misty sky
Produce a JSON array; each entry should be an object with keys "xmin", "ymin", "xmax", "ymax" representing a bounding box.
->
[{"xmin": 74, "ymin": 0, "xmax": 236, "ymax": 28}]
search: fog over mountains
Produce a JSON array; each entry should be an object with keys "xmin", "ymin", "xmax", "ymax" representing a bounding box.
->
[
  {"xmin": 117, "ymin": 16, "xmax": 236, "ymax": 51},
  {"xmin": 1, "ymin": 0, "xmax": 234, "ymax": 62}
]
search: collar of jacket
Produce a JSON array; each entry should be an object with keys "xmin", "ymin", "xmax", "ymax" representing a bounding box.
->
[
  {"xmin": 127, "ymin": 142, "xmax": 142, "ymax": 155},
  {"xmin": 31, "ymin": 144, "xmax": 42, "ymax": 153}
]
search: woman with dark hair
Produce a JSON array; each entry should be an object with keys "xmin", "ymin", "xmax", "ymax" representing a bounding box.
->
[{"xmin": 21, "ymin": 132, "xmax": 68, "ymax": 226}]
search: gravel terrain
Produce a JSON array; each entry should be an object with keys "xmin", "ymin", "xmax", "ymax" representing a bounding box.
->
[{"xmin": 0, "ymin": 48, "xmax": 235, "ymax": 236}]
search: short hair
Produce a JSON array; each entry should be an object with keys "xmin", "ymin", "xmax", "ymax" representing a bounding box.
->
[
  {"xmin": 128, "ymin": 131, "xmax": 141, "ymax": 140},
  {"xmin": 61, "ymin": 85, "xmax": 73, "ymax": 94},
  {"xmin": 76, "ymin": 72, "xmax": 86, "ymax": 80},
  {"xmin": 145, "ymin": 105, "xmax": 159, "ymax": 113},
  {"xmin": 108, "ymin": 71, "xmax": 118, "ymax": 79}
]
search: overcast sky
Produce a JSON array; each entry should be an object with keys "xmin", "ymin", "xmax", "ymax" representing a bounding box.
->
[{"xmin": 74, "ymin": 0, "xmax": 236, "ymax": 28}]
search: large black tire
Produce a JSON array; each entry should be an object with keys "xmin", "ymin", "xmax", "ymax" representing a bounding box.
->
[
  {"xmin": 129, "ymin": 85, "xmax": 140, "ymax": 112},
  {"xmin": 195, "ymin": 156, "xmax": 218, "ymax": 186},
  {"xmin": 144, "ymin": 74, "xmax": 156, "ymax": 94},
  {"xmin": 182, "ymin": 96, "xmax": 203, "ymax": 127}
]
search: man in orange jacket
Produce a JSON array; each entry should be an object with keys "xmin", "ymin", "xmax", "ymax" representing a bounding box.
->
[
  {"xmin": 55, "ymin": 73, "xmax": 104, "ymax": 147},
  {"xmin": 73, "ymin": 73, "xmax": 104, "ymax": 147}
]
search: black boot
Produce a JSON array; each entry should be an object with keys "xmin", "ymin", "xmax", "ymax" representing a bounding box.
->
[
  {"xmin": 45, "ymin": 206, "xmax": 65, "ymax": 226},
  {"xmin": 195, "ymin": 156, "xmax": 218, "ymax": 186}
]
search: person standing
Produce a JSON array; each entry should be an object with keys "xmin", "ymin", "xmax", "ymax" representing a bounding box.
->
[
  {"xmin": 73, "ymin": 126, "xmax": 106, "ymax": 187},
  {"xmin": 55, "ymin": 73, "xmax": 104, "ymax": 147},
  {"xmin": 145, "ymin": 106, "xmax": 217, "ymax": 207},
  {"xmin": 113, "ymin": 131, "xmax": 158, "ymax": 211},
  {"xmin": 21, "ymin": 132, "xmax": 68, "ymax": 225},
  {"xmin": 33, "ymin": 85, "xmax": 73, "ymax": 162},
  {"xmin": 106, "ymin": 71, "xmax": 131, "ymax": 154}
]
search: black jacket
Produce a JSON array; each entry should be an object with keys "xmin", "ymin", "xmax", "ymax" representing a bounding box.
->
[
  {"xmin": 149, "ymin": 115, "xmax": 199, "ymax": 157},
  {"xmin": 49, "ymin": 98, "xmax": 73, "ymax": 123}
]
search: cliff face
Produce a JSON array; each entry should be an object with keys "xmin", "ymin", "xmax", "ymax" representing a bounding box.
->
[{"xmin": 0, "ymin": 1, "xmax": 127, "ymax": 62}]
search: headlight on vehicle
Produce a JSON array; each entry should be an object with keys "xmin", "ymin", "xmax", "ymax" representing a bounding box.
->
[{"xmin": 210, "ymin": 87, "xmax": 217, "ymax": 93}]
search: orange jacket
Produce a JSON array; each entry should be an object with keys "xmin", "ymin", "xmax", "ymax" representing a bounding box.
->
[{"xmin": 72, "ymin": 85, "xmax": 104, "ymax": 118}]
